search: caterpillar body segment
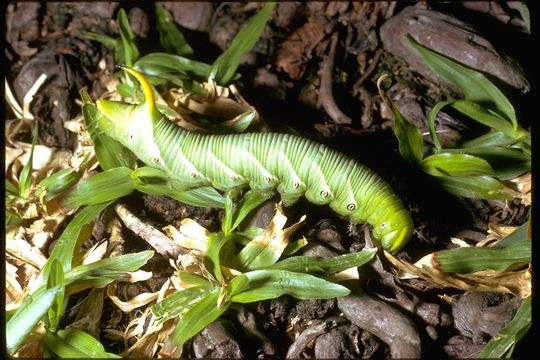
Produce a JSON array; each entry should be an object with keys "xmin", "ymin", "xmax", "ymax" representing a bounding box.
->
[{"xmin": 95, "ymin": 68, "xmax": 413, "ymax": 252}]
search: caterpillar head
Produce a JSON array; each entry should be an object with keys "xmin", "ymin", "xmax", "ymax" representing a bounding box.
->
[
  {"xmin": 95, "ymin": 67, "xmax": 165, "ymax": 165},
  {"xmin": 371, "ymin": 208, "xmax": 413, "ymax": 253}
]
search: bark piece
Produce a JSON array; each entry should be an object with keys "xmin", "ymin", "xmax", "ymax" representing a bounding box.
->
[
  {"xmin": 338, "ymin": 285, "xmax": 422, "ymax": 358},
  {"xmin": 380, "ymin": 5, "xmax": 530, "ymax": 93}
]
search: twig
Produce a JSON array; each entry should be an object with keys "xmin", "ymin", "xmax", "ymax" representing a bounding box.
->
[
  {"xmin": 4, "ymin": 80, "xmax": 24, "ymax": 118},
  {"xmin": 114, "ymin": 203, "xmax": 186, "ymax": 259},
  {"xmin": 286, "ymin": 317, "xmax": 346, "ymax": 358},
  {"xmin": 352, "ymin": 48, "xmax": 383, "ymax": 96},
  {"xmin": 23, "ymin": 73, "xmax": 48, "ymax": 120},
  {"xmin": 319, "ymin": 33, "xmax": 352, "ymax": 125}
]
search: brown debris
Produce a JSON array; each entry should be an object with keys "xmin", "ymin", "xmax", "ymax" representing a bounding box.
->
[
  {"xmin": 114, "ymin": 203, "xmax": 186, "ymax": 259},
  {"xmin": 318, "ymin": 33, "xmax": 352, "ymax": 125},
  {"xmin": 274, "ymin": 16, "xmax": 328, "ymax": 80},
  {"xmin": 338, "ymin": 284, "xmax": 422, "ymax": 359},
  {"xmin": 452, "ymin": 292, "xmax": 521, "ymax": 340}
]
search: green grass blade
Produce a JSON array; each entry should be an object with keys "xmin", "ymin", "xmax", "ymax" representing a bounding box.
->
[
  {"xmin": 46, "ymin": 260, "xmax": 66, "ymax": 333},
  {"xmin": 165, "ymin": 288, "xmax": 230, "ymax": 351},
  {"xmin": 461, "ymin": 130, "xmax": 518, "ymax": 148},
  {"xmin": 427, "ymin": 100, "xmax": 455, "ymax": 151},
  {"xmin": 134, "ymin": 52, "xmax": 212, "ymax": 80},
  {"xmin": 494, "ymin": 221, "xmax": 529, "ymax": 249},
  {"xmin": 155, "ymin": 5, "xmax": 194, "ymax": 56},
  {"xmin": 266, "ymin": 249, "xmax": 376, "ymax": 274},
  {"xmin": 81, "ymin": 96, "xmax": 137, "ymax": 170},
  {"xmin": 211, "ymin": 3, "xmax": 276, "ymax": 84},
  {"xmin": 420, "ymin": 153, "xmax": 496, "ymax": 177},
  {"xmin": 62, "ymin": 167, "xmax": 135, "ymax": 208},
  {"xmin": 389, "ymin": 101, "xmax": 424, "ymax": 164},
  {"xmin": 407, "ymin": 35, "xmax": 517, "ymax": 127},
  {"xmin": 221, "ymin": 192, "xmax": 235, "ymax": 234},
  {"xmin": 479, "ymin": 296, "xmax": 531, "ymax": 358},
  {"xmin": 18, "ymin": 124, "xmax": 38, "ymax": 198},
  {"xmin": 212, "ymin": 109, "xmax": 256, "ymax": 134},
  {"xmin": 170, "ymin": 186, "xmax": 226, "ymax": 209},
  {"xmin": 434, "ymin": 240, "xmax": 530, "ymax": 274},
  {"xmin": 229, "ymin": 270, "xmax": 350, "ymax": 303},
  {"xmin": 450, "ymin": 100, "xmax": 521, "ymax": 139},
  {"xmin": 37, "ymin": 168, "xmax": 83, "ymax": 201},
  {"xmin": 44, "ymin": 328, "xmax": 121, "ymax": 358},
  {"xmin": 204, "ymin": 233, "xmax": 231, "ymax": 282},
  {"xmin": 231, "ymin": 190, "xmax": 271, "ymax": 231},
  {"xmin": 6, "ymin": 179, "xmax": 19, "ymax": 196},
  {"xmin": 40, "ymin": 202, "xmax": 113, "ymax": 282},
  {"xmin": 442, "ymin": 147, "xmax": 530, "ymax": 180},
  {"xmin": 282, "ymin": 237, "xmax": 308, "ymax": 256},
  {"xmin": 433, "ymin": 175, "xmax": 515, "ymax": 200},
  {"xmin": 5, "ymin": 209, "xmax": 23, "ymax": 228},
  {"xmin": 63, "ymin": 250, "xmax": 154, "ymax": 294},
  {"xmin": 80, "ymin": 31, "xmax": 117, "ymax": 48},
  {"xmin": 132, "ymin": 166, "xmax": 225, "ymax": 208},
  {"xmin": 6, "ymin": 285, "xmax": 62, "ymax": 354},
  {"xmin": 117, "ymin": 8, "xmax": 140, "ymax": 66},
  {"xmin": 151, "ymin": 285, "xmax": 213, "ymax": 322}
]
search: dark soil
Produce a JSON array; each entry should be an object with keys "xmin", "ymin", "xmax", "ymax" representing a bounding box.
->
[{"xmin": 5, "ymin": 2, "xmax": 532, "ymax": 358}]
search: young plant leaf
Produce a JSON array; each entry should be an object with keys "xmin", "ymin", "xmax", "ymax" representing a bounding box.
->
[
  {"xmin": 407, "ymin": 35, "xmax": 517, "ymax": 127},
  {"xmin": 164, "ymin": 287, "xmax": 230, "ymax": 353},
  {"xmin": 265, "ymin": 249, "xmax": 376, "ymax": 275},
  {"xmin": 427, "ymin": 99, "xmax": 455, "ymax": 150},
  {"xmin": 221, "ymin": 192, "xmax": 235, "ymax": 234},
  {"xmin": 80, "ymin": 31, "xmax": 117, "ymax": 48},
  {"xmin": 62, "ymin": 250, "xmax": 154, "ymax": 295},
  {"xmin": 212, "ymin": 109, "xmax": 257, "ymax": 134},
  {"xmin": 433, "ymin": 175, "xmax": 515, "ymax": 200},
  {"xmin": 390, "ymin": 102, "xmax": 424, "ymax": 164},
  {"xmin": 231, "ymin": 189, "xmax": 271, "ymax": 231},
  {"xmin": 117, "ymin": 9, "xmax": 140, "ymax": 66},
  {"xmin": 46, "ymin": 260, "xmax": 66, "ymax": 333},
  {"xmin": 37, "ymin": 168, "xmax": 83, "ymax": 202},
  {"xmin": 204, "ymin": 233, "xmax": 230, "ymax": 282},
  {"xmin": 18, "ymin": 124, "xmax": 38, "ymax": 198},
  {"xmin": 152, "ymin": 285, "xmax": 213, "ymax": 323},
  {"xmin": 450, "ymin": 100, "xmax": 523, "ymax": 139},
  {"xmin": 134, "ymin": 52, "xmax": 212, "ymax": 80},
  {"xmin": 434, "ymin": 240, "xmax": 530, "ymax": 274},
  {"xmin": 229, "ymin": 270, "xmax": 351, "ymax": 303},
  {"xmin": 44, "ymin": 328, "xmax": 121, "ymax": 358},
  {"xmin": 236, "ymin": 207, "xmax": 304, "ymax": 271},
  {"xmin": 6, "ymin": 285, "xmax": 62, "ymax": 354},
  {"xmin": 40, "ymin": 201, "xmax": 113, "ymax": 282},
  {"xmin": 62, "ymin": 167, "xmax": 135, "ymax": 209},
  {"xmin": 131, "ymin": 166, "xmax": 225, "ymax": 208},
  {"xmin": 461, "ymin": 130, "xmax": 519, "ymax": 149},
  {"xmin": 6, "ymin": 179, "xmax": 19, "ymax": 197},
  {"xmin": 442, "ymin": 147, "xmax": 530, "ymax": 180},
  {"xmin": 155, "ymin": 5, "xmax": 194, "ymax": 56},
  {"xmin": 378, "ymin": 76, "xmax": 424, "ymax": 164},
  {"xmin": 210, "ymin": 3, "xmax": 276, "ymax": 84},
  {"xmin": 420, "ymin": 153, "xmax": 495, "ymax": 177},
  {"xmin": 494, "ymin": 221, "xmax": 529, "ymax": 249},
  {"xmin": 479, "ymin": 296, "xmax": 531, "ymax": 358}
]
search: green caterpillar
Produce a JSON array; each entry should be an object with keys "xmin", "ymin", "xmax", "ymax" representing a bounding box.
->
[{"xmin": 95, "ymin": 68, "xmax": 413, "ymax": 252}]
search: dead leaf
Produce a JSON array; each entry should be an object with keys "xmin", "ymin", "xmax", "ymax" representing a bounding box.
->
[
  {"xmin": 106, "ymin": 283, "xmax": 159, "ymax": 312},
  {"xmin": 385, "ymin": 251, "xmax": 531, "ymax": 298},
  {"xmin": 164, "ymin": 219, "xmax": 211, "ymax": 252},
  {"xmin": 275, "ymin": 17, "xmax": 328, "ymax": 79}
]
